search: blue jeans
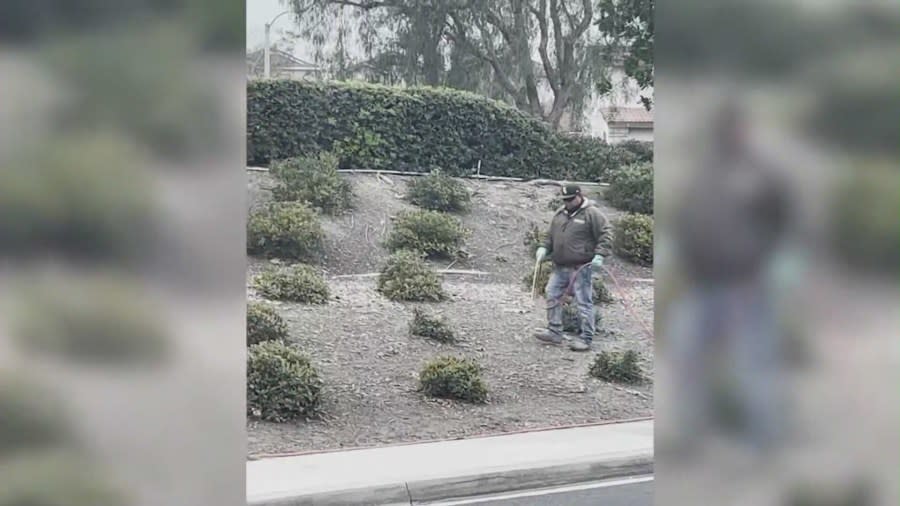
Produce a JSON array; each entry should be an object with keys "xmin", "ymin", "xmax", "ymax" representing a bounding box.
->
[
  {"xmin": 665, "ymin": 280, "xmax": 784, "ymax": 450},
  {"xmin": 545, "ymin": 264, "xmax": 594, "ymax": 342}
]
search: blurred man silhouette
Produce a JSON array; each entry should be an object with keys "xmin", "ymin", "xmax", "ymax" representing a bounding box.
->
[{"xmin": 667, "ymin": 100, "xmax": 792, "ymax": 454}]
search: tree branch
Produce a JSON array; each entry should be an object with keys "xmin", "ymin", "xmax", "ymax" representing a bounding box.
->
[
  {"xmin": 446, "ymin": 13, "xmax": 521, "ymax": 102},
  {"xmin": 530, "ymin": 0, "xmax": 559, "ymax": 94}
]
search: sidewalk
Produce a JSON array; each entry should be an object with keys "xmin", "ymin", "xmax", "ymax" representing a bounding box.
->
[{"xmin": 247, "ymin": 419, "xmax": 653, "ymax": 505}]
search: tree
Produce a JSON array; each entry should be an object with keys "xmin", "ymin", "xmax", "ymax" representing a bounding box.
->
[
  {"xmin": 596, "ymin": 0, "xmax": 653, "ymax": 109},
  {"xmin": 286, "ymin": 0, "xmax": 452, "ymax": 86},
  {"xmin": 445, "ymin": 0, "xmax": 607, "ymax": 128}
]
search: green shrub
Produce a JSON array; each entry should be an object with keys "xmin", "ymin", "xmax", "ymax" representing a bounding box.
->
[
  {"xmin": 605, "ymin": 163, "xmax": 653, "ymax": 215},
  {"xmin": 246, "ymin": 302, "xmax": 288, "ymax": 346},
  {"xmin": 525, "ymin": 261, "xmax": 612, "ymax": 303},
  {"xmin": 830, "ymin": 165, "xmax": 899, "ymax": 274},
  {"xmin": 406, "ymin": 170, "xmax": 471, "ymax": 213},
  {"xmin": 409, "ymin": 308, "xmax": 455, "ymax": 343},
  {"xmin": 0, "ymin": 132, "xmax": 157, "ymax": 260},
  {"xmin": 253, "ymin": 265, "xmax": 329, "ymax": 303},
  {"xmin": 11, "ymin": 273, "xmax": 168, "ymax": 366},
  {"xmin": 589, "ymin": 350, "xmax": 644, "ymax": 384},
  {"xmin": 561, "ymin": 304, "xmax": 602, "ymax": 334},
  {"xmin": 377, "ymin": 251, "xmax": 446, "ymax": 302},
  {"xmin": 247, "ymin": 80, "xmax": 622, "ymax": 180},
  {"xmin": 524, "ymin": 224, "xmax": 547, "ymax": 255},
  {"xmin": 247, "ymin": 341, "xmax": 322, "ymax": 422},
  {"xmin": 419, "ymin": 356, "xmax": 487, "ymax": 403},
  {"xmin": 0, "ymin": 450, "xmax": 123, "ymax": 506},
  {"xmin": 617, "ymin": 140, "xmax": 654, "ymax": 164},
  {"xmin": 270, "ymin": 152, "xmax": 353, "ymax": 214},
  {"xmin": 0, "ymin": 375, "xmax": 72, "ymax": 455},
  {"xmin": 385, "ymin": 210, "xmax": 467, "ymax": 258},
  {"xmin": 613, "ymin": 213, "xmax": 654, "ymax": 266},
  {"xmin": 247, "ymin": 202, "xmax": 325, "ymax": 261}
]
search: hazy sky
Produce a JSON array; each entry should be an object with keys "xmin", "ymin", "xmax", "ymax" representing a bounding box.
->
[{"xmin": 246, "ymin": 0, "xmax": 300, "ymax": 51}]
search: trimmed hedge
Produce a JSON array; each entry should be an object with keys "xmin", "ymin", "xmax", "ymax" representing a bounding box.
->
[
  {"xmin": 606, "ymin": 163, "xmax": 653, "ymax": 215},
  {"xmin": 248, "ymin": 80, "xmax": 630, "ymax": 181},
  {"xmin": 613, "ymin": 214, "xmax": 654, "ymax": 266}
]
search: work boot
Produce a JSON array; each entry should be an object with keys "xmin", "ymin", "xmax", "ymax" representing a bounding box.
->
[
  {"xmin": 534, "ymin": 329, "xmax": 563, "ymax": 345},
  {"xmin": 569, "ymin": 338, "xmax": 591, "ymax": 352}
]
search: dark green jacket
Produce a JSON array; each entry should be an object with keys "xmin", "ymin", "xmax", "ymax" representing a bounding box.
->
[{"xmin": 543, "ymin": 199, "xmax": 612, "ymax": 266}]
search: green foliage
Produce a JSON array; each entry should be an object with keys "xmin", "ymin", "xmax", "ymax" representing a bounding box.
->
[
  {"xmin": 613, "ymin": 214, "xmax": 654, "ymax": 266},
  {"xmin": 0, "ymin": 375, "xmax": 72, "ymax": 455},
  {"xmin": 0, "ymin": 450, "xmax": 124, "ymax": 506},
  {"xmin": 605, "ymin": 163, "xmax": 653, "ymax": 215},
  {"xmin": 830, "ymin": 164, "xmax": 899, "ymax": 274},
  {"xmin": 11, "ymin": 273, "xmax": 168, "ymax": 366},
  {"xmin": 246, "ymin": 302, "xmax": 289, "ymax": 346},
  {"xmin": 271, "ymin": 152, "xmax": 353, "ymax": 214},
  {"xmin": 377, "ymin": 251, "xmax": 446, "ymax": 302},
  {"xmin": 247, "ymin": 80, "xmax": 624, "ymax": 180},
  {"xmin": 561, "ymin": 304, "xmax": 602, "ymax": 334},
  {"xmin": 406, "ymin": 170, "xmax": 472, "ymax": 213},
  {"xmin": 524, "ymin": 224, "xmax": 548, "ymax": 254},
  {"xmin": 247, "ymin": 341, "xmax": 322, "ymax": 422},
  {"xmin": 247, "ymin": 201, "xmax": 325, "ymax": 261},
  {"xmin": 419, "ymin": 356, "xmax": 488, "ymax": 403},
  {"xmin": 385, "ymin": 210, "xmax": 467, "ymax": 258},
  {"xmin": 0, "ymin": 132, "xmax": 157, "ymax": 260},
  {"xmin": 525, "ymin": 260, "xmax": 553, "ymax": 296},
  {"xmin": 589, "ymin": 350, "xmax": 644, "ymax": 384},
  {"xmin": 253, "ymin": 265, "xmax": 330, "ymax": 303},
  {"xmin": 409, "ymin": 308, "xmax": 455, "ymax": 343},
  {"xmin": 617, "ymin": 140, "xmax": 654, "ymax": 163}
]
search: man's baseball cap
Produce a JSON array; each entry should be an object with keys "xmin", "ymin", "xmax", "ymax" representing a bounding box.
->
[{"xmin": 560, "ymin": 184, "xmax": 582, "ymax": 200}]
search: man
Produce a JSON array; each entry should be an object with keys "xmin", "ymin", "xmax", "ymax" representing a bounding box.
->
[{"xmin": 534, "ymin": 185, "xmax": 613, "ymax": 351}]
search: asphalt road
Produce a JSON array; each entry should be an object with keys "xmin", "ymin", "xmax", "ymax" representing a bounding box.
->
[{"xmin": 426, "ymin": 476, "xmax": 653, "ymax": 506}]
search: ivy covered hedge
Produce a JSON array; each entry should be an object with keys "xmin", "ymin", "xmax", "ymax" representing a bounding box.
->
[{"xmin": 248, "ymin": 80, "xmax": 643, "ymax": 181}]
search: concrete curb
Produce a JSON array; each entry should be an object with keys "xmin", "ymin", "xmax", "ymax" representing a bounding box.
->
[{"xmin": 248, "ymin": 452, "xmax": 653, "ymax": 506}]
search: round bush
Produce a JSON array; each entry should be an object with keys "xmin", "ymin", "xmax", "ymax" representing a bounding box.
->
[
  {"xmin": 409, "ymin": 308, "xmax": 455, "ymax": 343},
  {"xmin": 247, "ymin": 341, "xmax": 323, "ymax": 422},
  {"xmin": 377, "ymin": 251, "xmax": 446, "ymax": 302},
  {"xmin": 246, "ymin": 301, "xmax": 288, "ymax": 346},
  {"xmin": 11, "ymin": 273, "xmax": 168, "ymax": 366},
  {"xmin": 561, "ymin": 303, "xmax": 602, "ymax": 334},
  {"xmin": 0, "ymin": 374, "xmax": 72, "ymax": 455},
  {"xmin": 605, "ymin": 163, "xmax": 653, "ymax": 215},
  {"xmin": 0, "ymin": 450, "xmax": 123, "ymax": 506},
  {"xmin": 830, "ymin": 165, "xmax": 899, "ymax": 274},
  {"xmin": 589, "ymin": 350, "xmax": 644, "ymax": 384},
  {"xmin": 252, "ymin": 265, "xmax": 329, "ymax": 303},
  {"xmin": 613, "ymin": 213, "xmax": 654, "ymax": 266},
  {"xmin": 271, "ymin": 152, "xmax": 353, "ymax": 214},
  {"xmin": 419, "ymin": 356, "xmax": 487, "ymax": 403},
  {"xmin": 0, "ymin": 132, "xmax": 157, "ymax": 260},
  {"xmin": 406, "ymin": 170, "xmax": 471, "ymax": 213},
  {"xmin": 385, "ymin": 210, "xmax": 467, "ymax": 258},
  {"xmin": 247, "ymin": 201, "xmax": 324, "ymax": 261}
]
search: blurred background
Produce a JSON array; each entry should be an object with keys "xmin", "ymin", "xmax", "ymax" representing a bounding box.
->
[
  {"xmin": 0, "ymin": 2, "xmax": 246, "ymax": 505},
  {"xmin": 655, "ymin": 0, "xmax": 899, "ymax": 504}
]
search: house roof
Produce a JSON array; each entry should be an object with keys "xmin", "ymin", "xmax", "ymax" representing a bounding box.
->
[
  {"xmin": 247, "ymin": 48, "xmax": 321, "ymax": 74},
  {"xmin": 601, "ymin": 107, "xmax": 653, "ymax": 126}
]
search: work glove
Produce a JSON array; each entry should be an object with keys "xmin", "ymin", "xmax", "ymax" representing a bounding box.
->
[
  {"xmin": 535, "ymin": 247, "xmax": 548, "ymax": 262},
  {"xmin": 591, "ymin": 254, "xmax": 604, "ymax": 268}
]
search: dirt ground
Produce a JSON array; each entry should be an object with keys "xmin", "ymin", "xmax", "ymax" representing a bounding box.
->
[{"xmin": 247, "ymin": 171, "xmax": 654, "ymax": 457}]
